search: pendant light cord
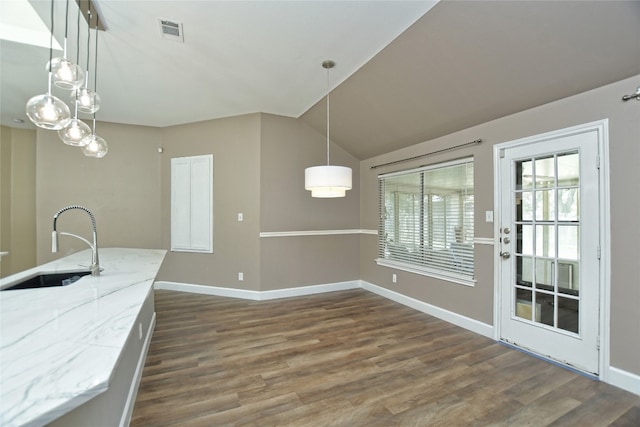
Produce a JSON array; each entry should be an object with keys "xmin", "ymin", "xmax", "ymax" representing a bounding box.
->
[
  {"xmin": 76, "ymin": 4, "xmax": 81, "ymax": 65},
  {"xmin": 73, "ymin": 5, "xmax": 81, "ymax": 117},
  {"xmin": 47, "ymin": 0, "xmax": 54, "ymax": 94},
  {"xmin": 92, "ymin": 15, "xmax": 99, "ymax": 134},
  {"xmin": 84, "ymin": 7, "xmax": 91, "ymax": 89},
  {"xmin": 63, "ymin": 0, "xmax": 69, "ymax": 57},
  {"xmin": 94, "ymin": 18, "xmax": 98, "ymax": 95},
  {"xmin": 326, "ymin": 66, "xmax": 330, "ymax": 165}
]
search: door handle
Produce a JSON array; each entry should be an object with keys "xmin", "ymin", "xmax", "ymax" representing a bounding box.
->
[{"xmin": 500, "ymin": 251, "xmax": 511, "ymax": 259}]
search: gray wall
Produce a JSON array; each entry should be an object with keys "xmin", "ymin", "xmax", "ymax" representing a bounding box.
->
[
  {"xmin": 157, "ymin": 114, "xmax": 262, "ymax": 291},
  {"xmin": 259, "ymin": 114, "xmax": 360, "ymax": 290},
  {"xmin": 0, "ymin": 126, "xmax": 36, "ymax": 277},
  {"xmin": 360, "ymin": 75, "xmax": 640, "ymax": 376},
  {"xmin": 13, "ymin": 74, "xmax": 639, "ymax": 379},
  {"xmin": 35, "ymin": 122, "xmax": 163, "ymax": 265}
]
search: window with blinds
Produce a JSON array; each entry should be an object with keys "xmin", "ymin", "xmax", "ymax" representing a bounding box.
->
[{"xmin": 377, "ymin": 157, "xmax": 475, "ymax": 284}]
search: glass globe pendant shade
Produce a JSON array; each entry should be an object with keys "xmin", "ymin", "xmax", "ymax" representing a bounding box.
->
[
  {"xmin": 81, "ymin": 134, "xmax": 108, "ymax": 158},
  {"xmin": 26, "ymin": 92, "xmax": 72, "ymax": 130},
  {"xmin": 58, "ymin": 118, "xmax": 91, "ymax": 146},
  {"xmin": 71, "ymin": 87, "xmax": 101, "ymax": 114},
  {"xmin": 305, "ymin": 165, "xmax": 352, "ymax": 198},
  {"xmin": 49, "ymin": 57, "xmax": 85, "ymax": 90}
]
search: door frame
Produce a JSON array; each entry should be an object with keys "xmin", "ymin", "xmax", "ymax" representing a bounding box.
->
[{"xmin": 492, "ymin": 119, "xmax": 610, "ymax": 379}]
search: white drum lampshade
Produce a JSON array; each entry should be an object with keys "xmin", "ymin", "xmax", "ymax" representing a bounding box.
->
[{"xmin": 305, "ymin": 165, "xmax": 352, "ymax": 198}]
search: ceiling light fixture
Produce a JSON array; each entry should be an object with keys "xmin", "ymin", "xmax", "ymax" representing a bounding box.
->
[
  {"xmin": 59, "ymin": 6, "xmax": 90, "ymax": 146},
  {"xmin": 72, "ymin": 5, "xmax": 100, "ymax": 114},
  {"xmin": 49, "ymin": 0, "xmax": 84, "ymax": 90},
  {"xmin": 305, "ymin": 60, "xmax": 352, "ymax": 198},
  {"xmin": 25, "ymin": 0, "xmax": 71, "ymax": 130},
  {"xmin": 81, "ymin": 17, "xmax": 107, "ymax": 158}
]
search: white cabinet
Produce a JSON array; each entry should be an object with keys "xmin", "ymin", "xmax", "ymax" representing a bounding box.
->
[{"xmin": 171, "ymin": 155, "xmax": 213, "ymax": 253}]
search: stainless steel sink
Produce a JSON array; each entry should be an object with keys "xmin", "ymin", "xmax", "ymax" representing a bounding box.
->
[{"xmin": 1, "ymin": 271, "xmax": 92, "ymax": 291}]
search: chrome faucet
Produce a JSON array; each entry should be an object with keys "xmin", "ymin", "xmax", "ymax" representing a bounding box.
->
[{"xmin": 52, "ymin": 205, "xmax": 101, "ymax": 276}]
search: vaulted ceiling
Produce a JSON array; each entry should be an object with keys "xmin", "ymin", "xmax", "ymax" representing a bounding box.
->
[
  {"xmin": 300, "ymin": 0, "xmax": 640, "ymax": 159},
  {"xmin": 2, "ymin": 1, "xmax": 639, "ymax": 160}
]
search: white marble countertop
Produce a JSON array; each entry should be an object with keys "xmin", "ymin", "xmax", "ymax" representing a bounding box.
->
[{"xmin": 0, "ymin": 248, "xmax": 166, "ymax": 427}]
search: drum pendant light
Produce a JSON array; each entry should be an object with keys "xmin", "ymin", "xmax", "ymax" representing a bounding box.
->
[{"xmin": 305, "ymin": 60, "xmax": 352, "ymax": 198}]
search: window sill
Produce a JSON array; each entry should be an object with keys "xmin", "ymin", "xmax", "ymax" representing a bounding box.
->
[{"xmin": 375, "ymin": 258, "xmax": 476, "ymax": 287}]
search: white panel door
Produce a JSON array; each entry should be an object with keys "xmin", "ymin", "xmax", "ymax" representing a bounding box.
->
[
  {"xmin": 189, "ymin": 155, "xmax": 213, "ymax": 251},
  {"xmin": 171, "ymin": 155, "xmax": 213, "ymax": 253},
  {"xmin": 498, "ymin": 126, "xmax": 601, "ymax": 375},
  {"xmin": 171, "ymin": 157, "xmax": 192, "ymax": 251}
]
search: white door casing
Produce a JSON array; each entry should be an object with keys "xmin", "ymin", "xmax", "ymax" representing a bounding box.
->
[{"xmin": 493, "ymin": 120, "xmax": 610, "ymax": 376}]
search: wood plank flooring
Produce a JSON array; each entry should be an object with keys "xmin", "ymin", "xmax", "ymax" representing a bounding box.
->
[{"xmin": 131, "ymin": 289, "xmax": 640, "ymax": 426}]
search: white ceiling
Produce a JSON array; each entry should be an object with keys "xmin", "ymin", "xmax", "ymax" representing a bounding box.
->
[
  {"xmin": 0, "ymin": 0, "xmax": 437, "ymax": 128},
  {"xmin": 2, "ymin": 1, "xmax": 639, "ymax": 161}
]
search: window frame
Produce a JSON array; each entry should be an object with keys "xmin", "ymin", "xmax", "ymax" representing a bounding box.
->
[{"xmin": 376, "ymin": 157, "xmax": 475, "ymax": 286}]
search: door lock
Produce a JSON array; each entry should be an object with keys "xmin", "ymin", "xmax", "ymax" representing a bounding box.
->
[
  {"xmin": 503, "ymin": 237, "xmax": 511, "ymax": 244},
  {"xmin": 500, "ymin": 251, "xmax": 511, "ymax": 259}
]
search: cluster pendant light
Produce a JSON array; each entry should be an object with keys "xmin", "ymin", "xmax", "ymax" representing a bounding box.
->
[
  {"xmin": 305, "ymin": 60, "xmax": 352, "ymax": 198},
  {"xmin": 80, "ymin": 7, "xmax": 107, "ymax": 158},
  {"xmin": 71, "ymin": 9, "xmax": 101, "ymax": 116},
  {"xmin": 26, "ymin": 0, "xmax": 107, "ymax": 158},
  {"xmin": 50, "ymin": 0, "xmax": 84, "ymax": 90},
  {"xmin": 25, "ymin": 0, "xmax": 71, "ymax": 130},
  {"xmin": 59, "ymin": 6, "xmax": 91, "ymax": 146}
]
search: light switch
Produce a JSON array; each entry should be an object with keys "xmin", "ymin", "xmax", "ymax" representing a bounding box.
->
[
  {"xmin": 485, "ymin": 211, "xmax": 494, "ymax": 223},
  {"xmin": 237, "ymin": 213, "xmax": 243, "ymax": 222}
]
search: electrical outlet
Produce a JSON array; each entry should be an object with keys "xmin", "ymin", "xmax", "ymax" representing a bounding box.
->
[
  {"xmin": 392, "ymin": 274, "xmax": 397, "ymax": 283},
  {"xmin": 238, "ymin": 272, "xmax": 244, "ymax": 281}
]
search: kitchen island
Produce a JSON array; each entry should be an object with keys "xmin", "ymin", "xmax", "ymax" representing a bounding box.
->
[{"xmin": 0, "ymin": 248, "xmax": 166, "ymax": 427}]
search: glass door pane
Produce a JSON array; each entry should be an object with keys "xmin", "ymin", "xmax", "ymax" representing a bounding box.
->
[{"xmin": 513, "ymin": 151, "xmax": 580, "ymax": 334}]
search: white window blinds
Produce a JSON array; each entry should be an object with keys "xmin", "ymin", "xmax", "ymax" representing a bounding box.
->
[{"xmin": 377, "ymin": 157, "xmax": 474, "ymax": 283}]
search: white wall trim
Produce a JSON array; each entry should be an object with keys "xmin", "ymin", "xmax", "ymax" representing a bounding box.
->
[
  {"xmin": 606, "ymin": 366, "xmax": 640, "ymax": 396},
  {"xmin": 155, "ymin": 281, "xmax": 263, "ymax": 300},
  {"xmin": 360, "ymin": 280, "xmax": 494, "ymax": 338},
  {"xmin": 120, "ymin": 312, "xmax": 156, "ymax": 427},
  {"xmin": 154, "ymin": 280, "xmax": 360, "ymax": 301},
  {"xmin": 154, "ymin": 275, "xmax": 639, "ymax": 396},
  {"xmin": 473, "ymin": 237, "xmax": 494, "ymax": 245},
  {"xmin": 259, "ymin": 229, "xmax": 377, "ymax": 238}
]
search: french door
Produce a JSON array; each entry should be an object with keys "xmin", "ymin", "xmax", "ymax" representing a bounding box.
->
[{"xmin": 497, "ymin": 124, "xmax": 603, "ymax": 375}]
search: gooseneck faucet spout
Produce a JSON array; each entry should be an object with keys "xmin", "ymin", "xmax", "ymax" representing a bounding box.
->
[{"xmin": 52, "ymin": 205, "xmax": 101, "ymax": 276}]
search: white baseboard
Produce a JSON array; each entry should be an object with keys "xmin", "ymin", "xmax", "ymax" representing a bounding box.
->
[
  {"xmin": 155, "ymin": 281, "xmax": 263, "ymax": 300},
  {"xmin": 607, "ymin": 366, "xmax": 640, "ymax": 396},
  {"xmin": 154, "ymin": 280, "xmax": 360, "ymax": 301},
  {"xmin": 359, "ymin": 280, "xmax": 494, "ymax": 339},
  {"xmin": 120, "ymin": 312, "xmax": 156, "ymax": 427},
  {"xmin": 153, "ymin": 279, "xmax": 639, "ymax": 396}
]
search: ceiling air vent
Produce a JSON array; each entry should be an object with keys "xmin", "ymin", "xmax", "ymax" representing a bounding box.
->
[{"xmin": 158, "ymin": 18, "xmax": 184, "ymax": 42}]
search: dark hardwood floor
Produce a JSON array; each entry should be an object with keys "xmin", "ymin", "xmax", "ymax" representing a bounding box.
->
[{"xmin": 131, "ymin": 289, "xmax": 640, "ymax": 426}]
